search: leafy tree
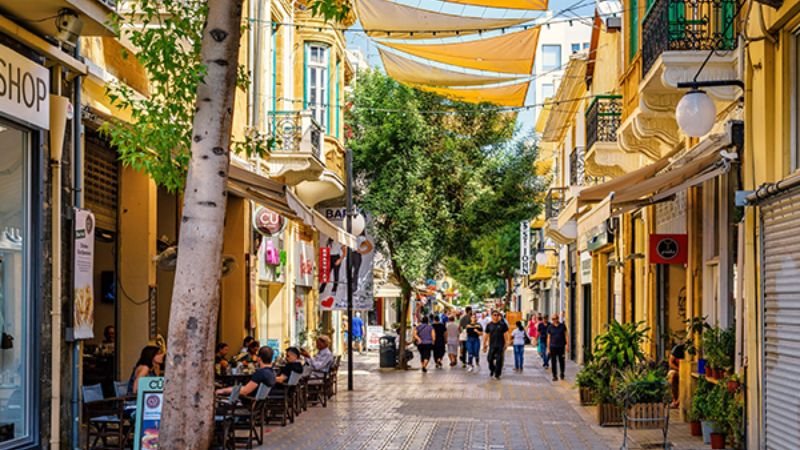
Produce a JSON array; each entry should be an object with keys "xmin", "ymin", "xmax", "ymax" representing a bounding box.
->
[{"xmin": 347, "ymin": 71, "xmax": 517, "ymax": 367}]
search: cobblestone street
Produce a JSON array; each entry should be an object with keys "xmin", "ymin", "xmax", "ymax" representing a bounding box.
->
[{"xmin": 255, "ymin": 347, "xmax": 705, "ymax": 450}]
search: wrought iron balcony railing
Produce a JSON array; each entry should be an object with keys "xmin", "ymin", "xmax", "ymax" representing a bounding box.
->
[
  {"xmin": 642, "ymin": 0, "xmax": 738, "ymax": 78},
  {"xmin": 586, "ymin": 95, "xmax": 622, "ymax": 150},
  {"xmin": 269, "ymin": 111, "xmax": 323, "ymax": 161},
  {"xmin": 569, "ymin": 147, "xmax": 585, "ymax": 187},
  {"xmin": 545, "ymin": 187, "xmax": 567, "ymax": 220}
]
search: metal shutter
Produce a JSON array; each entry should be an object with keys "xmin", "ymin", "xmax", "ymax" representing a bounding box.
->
[
  {"xmin": 85, "ymin": 133, "xmax": 119, "ymax": 232},
  {"xmin": 761, "ymin": 187, "xmax": 800, "ymax": 449}
]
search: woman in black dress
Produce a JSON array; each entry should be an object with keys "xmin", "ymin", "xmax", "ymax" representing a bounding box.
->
[{"xmin": 432, "ymin": 315, "xmax": 447, "ymax": 369}]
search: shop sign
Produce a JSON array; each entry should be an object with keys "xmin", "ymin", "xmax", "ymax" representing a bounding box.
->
[
  {"xmin": 295, "ymin": 241, "xmax": 314, "ymax": 287},
  {"xmin": 252, "ymin": 206, "xmax": 286, "ymax": 235},
  {"xmin": 73, "ymin": 208, "xmax": 95, "ymax": 340},
  {"xmin": 520, "ymin": 220, "xmax": 531, "ymax": 275},
  {"xmin": 585, "ymin": 221, "xmax": 612, "ymax": 252},
  {"xmin": 649, "ymin": 234, "xmax": 688, "ymax": 264},
  {"xmin": 133, "ymin": 376, "xmax": 163, "ymax": 450},
  {"xmin": 580, "ymin": 251, "xmax": 592, "ymax": 285},
  {"xmin": 257, "ymin": 234, "xmax": 285, "ymax": 283},
  {"xmin": 367, "ymin": 326, "xmax": 383, "ymax": 351},
  {"xmin": 0, "ymin": 44, "xmax": 49, "ymax": 130},
  {"xmin": 319, "ymin": 247, "xmax": 331, "ymax": 283}
]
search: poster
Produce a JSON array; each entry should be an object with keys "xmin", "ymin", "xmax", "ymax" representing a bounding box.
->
[
  {"xmin": 295, "ymin": 241, "xmax": 315, "ymax": 287},
  {"xmin": 73, "ymin": 208, "xmax": 95, "ymax": 340},
  {"xmin": 133, "ymin": 376, "xmax": 163, "ymax": 450},
  {"xmin": 366, "ymin": 325, "xmax": 383, "ymax": 351},
  {"xmin": 317, "ymin": 207, "xmax": 375, "ymax": 311},
  {"xmin": 266, "ymin": 338, "xmax": 281, "ymax": 361}
]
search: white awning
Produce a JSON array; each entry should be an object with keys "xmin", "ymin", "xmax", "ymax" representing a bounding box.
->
[
  {"xmin": 577, "ymin": 193, "xmax": 613, "ymax": 238},
  {"xmin": 312, "ymin": 210, "xmax": 357, "ymax": 248}
]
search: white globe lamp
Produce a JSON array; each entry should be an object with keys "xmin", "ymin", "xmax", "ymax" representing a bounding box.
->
[
  {"xmin": 676, "ymin": 89, "xmax": 716, "ymax": 138},
  {"xmin": 351, "ymin": 213, "xmax": 366, "ymax": 236},
  {"xmin": 535, "ymin": 251, "xmax": 549, "ymax": 266}
]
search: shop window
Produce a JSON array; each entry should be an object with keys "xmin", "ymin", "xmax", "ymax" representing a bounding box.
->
[
  {"xmin": 0, "ymin": 122, "xmax": 33, "ymax": 446},
  {"xmin": 541, "ymin": 44, "xmax": 561, "ymax": 71}
]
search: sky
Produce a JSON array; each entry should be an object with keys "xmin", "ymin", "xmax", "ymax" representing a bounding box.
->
[{"xmin": 345, "ymin": 0, "xmax": 597, "ymax": 134}]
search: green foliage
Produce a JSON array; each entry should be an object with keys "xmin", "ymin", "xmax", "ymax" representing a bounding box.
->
[
  {"xmin": 614, "ymin": 363, "xmax": 670, "ymax": 406},
  {"xmin": 703, "ymin": 325, "xmax": 736, "ymax": 370},
  {"xmin": 104, "ymin": 0, "xmax": 269, "ymax": 191},
  {"xmin": 575, "ymin": 360, "xmax": 605, "ymax": 391},
  {"xmin": 308, "ymin": 0, "xmax": 351, "ymax": 22},
  {"xmin": 593, "ymin": 320, "xmax": 649, "ymax": 369},
  {"xmin": 689, "ymin": 377, "xmax": 713, "ymax": 421},
  {"xmin": 705, "ymin": 380, "xmax": 742, "ymax": 446}
]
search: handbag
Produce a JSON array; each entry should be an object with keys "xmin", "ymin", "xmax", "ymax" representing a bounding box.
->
[
  {"xmin": 1, "ymin": 332, "xmax": 13, "ymax": 350},
  {"xmin": 523, "ymin": 333, "xmax": 531, "ymax": 345}
]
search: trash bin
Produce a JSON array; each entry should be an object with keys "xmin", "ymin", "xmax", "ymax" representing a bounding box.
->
[{"xmin": 379, "ymin": 335, "xmax": 397, "ymax": 368}]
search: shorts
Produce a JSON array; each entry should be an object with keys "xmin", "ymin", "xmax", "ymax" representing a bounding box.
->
[
  {"xmin": 447, "ymin": 343, "xmax": 459, "ymax": 355},
  {"xmin": 418, "ymin": 343, "xmax": 433, "ymax": 361},
  {"xmin": 352, "ymin": 335, "xmax": 363, "ymax": 343}
]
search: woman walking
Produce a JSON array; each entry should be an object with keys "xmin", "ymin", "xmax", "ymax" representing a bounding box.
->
[
  {"xmin": 465, "ymin": 314, "xmax": 483, "ymax": 372},
  {"xmin": 432, "ymin": 315, "xmax": 447, "ymax": 369},
  {"xmin": 413, "ymin": 316, "xmax": 435, "ymax": 373},
  {"xmin": 512, "ymin": 321, "xmax": 527, "ymax": 371},
  {"xmin": 446, "ymin": 315, "xmax": 460, "ymax": 367}
]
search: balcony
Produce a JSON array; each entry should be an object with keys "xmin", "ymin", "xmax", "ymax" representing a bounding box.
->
[
  {"xmin": 265, "ymin": 111, "xmax": 325, "ymax": 185},
  {"xmin": 0, "ymin": 0, "xmax": 117, "ymax": 37},
  {"xmin": 294, "ymin": 135, "xmax": 347, "ymax": 206},
  {"xmin": 584, "ymin": 95, "xmax": 639, "ymax": 177},
  {"xmin": 545, "ymin": 187, "xmax": 567, "ymax": 220}
]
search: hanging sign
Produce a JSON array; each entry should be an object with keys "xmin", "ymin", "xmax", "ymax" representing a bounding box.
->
[
  {"xmin": 580, "ymin": 251, "xmax": 592, "ymax": 285},
  {"xmin": 257, "ymin": 235, "xmax": 285, "ymax": 283},
  {"xmin": 649, "ymin": 234, "xmax": 688, "ymax": 264},
  {"xmin": 0, "ymin": 43, "xmax": 50, "ymax": 129},
  {"xmin": 295, "ymin": 241, "xmax": 315, "ymax": 287},
  {"xmin": 133, "ymin": 376, "xmax": 163, "ymax": 450},
  {"xmin": 252, "ymin": 206, "xmax": 286, "ymax": 235},
  {"xmin": 520, "ymin": 220, "xmax": 531, "ymax": 275},
  {"xmin": 73, "ymin": 208, "xmax": 96, "ymax": 340},
  {"xmin": 319, "ymin": 246, "xmax": 331, "ymax": 284}
]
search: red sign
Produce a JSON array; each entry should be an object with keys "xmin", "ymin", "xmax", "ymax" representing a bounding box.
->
[
  {"xmin": 649, "ymin": 234, "xmax": 688, "ymax": 264},
  {"xmin": 319, "ymin": 247, "xmax": 331, "ymax": 283}
]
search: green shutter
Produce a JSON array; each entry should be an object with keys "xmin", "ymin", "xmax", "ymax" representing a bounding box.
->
[
  {"xmin": 720, "ymin": 0, "xmax": 736, "ymax": 49},
  {"xmin": 271, "ymin": 25, "xmax": 277, "ymax": 113},
  {"xmin": 335, "ymin": 61, "xmax": 340, "ymax": 139},
  {"xmin": 668, "ymin": 0, "xmax": 685, "ymax": 43},
  {"xmin": 303, "ymin": 43, "xmax": 308, "ymax": 109},
  {"xmin": 326, "ymin": 52, "xmax": 331, "ymax": 133},
  {"xmin": 629, "ymin": 0, "xmax": 639, "ymax": 62}
]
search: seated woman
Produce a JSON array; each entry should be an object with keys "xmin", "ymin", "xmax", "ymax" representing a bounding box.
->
[
  {"xmin": 270, "ymin": 347, "xmax": 304, "ymax": 396},
  {"xmin": 216, "ymin": 346, "xmax": 276, "ymax": 397},
  {"xmin": 127, "ymin": 345, "xmax": 164, "ymax": 396}
]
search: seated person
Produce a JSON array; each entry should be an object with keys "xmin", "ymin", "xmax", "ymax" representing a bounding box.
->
[
  {"xmin": 239, "ymin": 336, "xmax": 255, "ymax": 355},
  {"xmin": 215, "ymin": 342, "xmax": 230, "ymax": 374},
  {"xmin": 301, "ymin": 336, "xmax": 333, "ymax": 376},
  {"xmin": 668, "ymin": 343, "xmax": 685, "ymax": 408},
  {"xmin": 216, "ymin": 346, "xmax": 275, "ymax": 398},
  {"xmin": 270, "ymin": 347, "xmax": 305, "ymax": 396},
  {"xmin": 127, "ymin": 345, "xmax": 164, "ymax": 396}
]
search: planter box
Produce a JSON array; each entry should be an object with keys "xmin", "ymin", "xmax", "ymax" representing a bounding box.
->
[
  {"xmin": 625, "ymin": 403, "xmax": 668, "ymax": 430},
  {"xmin": 597, "ymin": 402, "xmax": 624, "ymax": 427},
  {"xmin": 579, "ymin": 387, "xmax": 596, "ymax": 406}
]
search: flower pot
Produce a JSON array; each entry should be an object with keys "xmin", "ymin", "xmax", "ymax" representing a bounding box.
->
[
  {"xmin": 689, "ymin": 420, "xmax": 702, "ymax": 436},
  {"xmin": 701, "ymin": 420, "xmax": 715, "ymax": 444},
  {"xmin": 727, "ymin": 379, "xmax": 740, "ymax": 394},
  {"xmin": 625, "ymin": 403, "xmax": 668, "ymax": 430},
  {"xmin": 697, "ymin": 358, "xmax": 707, "ymax": 375},
  {"xmin": 710, "ymin": 432, "xmax": 727, "ymax": 449},
  {"xmin": 708, "ymin": 367, "xmax": 718, "ymax": 379},
  {"xmin": 597, "ymin": 402, "xmax": 624, "ymax": 427},
  {"xmin": 579, "ymin": 387, "xmax": 596, "ymax": 406}
]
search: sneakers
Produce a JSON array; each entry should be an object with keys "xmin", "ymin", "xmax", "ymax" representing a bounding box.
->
[{"xmin": 467, "ymin": 365, "xmax": 473, "ymax": 372}]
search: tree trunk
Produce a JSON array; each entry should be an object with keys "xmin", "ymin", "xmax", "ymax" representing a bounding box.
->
[
  {"xmin": 397, "ymin": 277, "xmax": 413, "ymax": 369},
  {"xmin": 159, "ymin": 1, "xmax": 244, "ymax": 447}
]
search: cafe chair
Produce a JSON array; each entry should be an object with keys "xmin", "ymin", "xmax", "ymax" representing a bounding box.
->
[
  {"xmin": 306, "ymin": 368, "xmax": 331, "ymax": 408},
  {"xmin": 82, "ymin": 383, "xmax": 129, "ymax": 450},
  {"xmin": 232, "ymin": 384, "xmax": 270, "ymax": 449},
  {"xmin": 113, "ymin": 381, "xmax": 129, "ymax": 399},
  {"xmin": 214, "ymin": 384, "xmax": 241, "ymax": 450},
  {"xmin": 298, "ymin": 365, "xmax": 313, "ymax": 412}
]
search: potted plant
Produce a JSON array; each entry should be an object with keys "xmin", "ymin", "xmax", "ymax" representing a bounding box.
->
[
  {"xmin": 615, "ymin": 363, "xmax": 671, "ymax": 430},
  {"xmin": 718, "ymin": 326, "xmax": 736, "ymax": 378},
  {"xmin": 702, "ymin": 327, "xmax": 722, "ymax": 379},
  {"xmin": 706, "ymin": 382, "xmax": 737, "ymax": 449},
  {"xmin": 575, "ymin": 360, "xmax": 602, "ymax": 405},
  {"xmin": 701, "ymin": 382, "xmax": 726, "ymax": 445},
  {"xmin": 688, "ymin": 377, "xmax": 712, "ymax": 437},
  {"xmin": 726, "ymin": 373, "xmax": 741, "ymax": 394}
]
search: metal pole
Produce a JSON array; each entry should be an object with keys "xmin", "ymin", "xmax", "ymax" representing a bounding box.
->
[
  {"xmin": 346, "ymin": 149, "xmax": 354, "ymax": 391},
  {"xmin": 71, "ymin": 40, "xmax": 84, "ymax": 450}
]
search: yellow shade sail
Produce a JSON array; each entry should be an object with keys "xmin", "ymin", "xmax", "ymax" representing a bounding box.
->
[
  {"xmin": 380, "ymin": 49, "xmax": 523, "ymax": 86},
  {"xmin": 378, "ymin": 27, "xmax": 539, "ymax": 75},
  {"xmin": 412, "ymin": 80, "xmax": 530, "ymax": 107},
  {"xmin": 442, "ymin": 0, "xmax": 548, "ymax": 10},
  {"xmin": 354, "ymin": 0, "xmax": 532, "ymax": 39}
]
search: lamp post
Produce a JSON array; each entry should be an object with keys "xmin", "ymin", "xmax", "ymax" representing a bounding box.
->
[
  {"xmin": 675, "ymin": 80, "xmax": 744, "ymax": 137},
  {"xmin": 345, "ymin": 149, "xmax": 354, "ymax": 392}
]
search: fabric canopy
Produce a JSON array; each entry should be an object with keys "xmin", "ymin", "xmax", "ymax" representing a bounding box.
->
[
  {"xmin": 412, "ymin": 80, "xmax": 530, "ymax": 106},
  {"xmin": 378, "ymin": 27, "xmax": 539, "ymax": 75},
  {"xmin": 380, "ymin": 48, "xmax": 523, "ymax": 86},
  {"xmin": 442, "ymin": 0, "xmax": 548, "ymax": 10},
  {"xmin": 227, "ymin": 165, "xmax": 297, "ymax": 220},
  {"xmin": 354, "ymin": 0, "xmax": 532, "ymax": 39}
]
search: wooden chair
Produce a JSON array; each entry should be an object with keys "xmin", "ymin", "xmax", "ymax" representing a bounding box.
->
[
  {"xmin": 329, "ymin": 356, "xmax": 342, "ymax": 397},
  {"xmin": 113, "ymin": 381, "xmax": 129, "ymax": 398},
  {"xmin": 297, "ymin": 365, "xmax": 313, "ymax": 412},
  {"xmin": 214, "ymin": 384, "xmax": 241, "ymax": 450},
  {"xmin": 265, "ymin": 382, "xmax": 294, "ymax": 426},
  {"xmin": 306, "ymin": 370, "xmax": 330, "ymax": 408},
  {"xmin": 82, "ymin": 384, "xmax": 129, "ymax": 450},
  {"xmin": 232, "ymin": 384, "xmax": 270, "ymax": 449}
]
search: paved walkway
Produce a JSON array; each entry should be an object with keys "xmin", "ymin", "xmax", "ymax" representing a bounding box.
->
[{"xmin": 255, "ymin": 347, "xmax": 706, "ymax": 450}]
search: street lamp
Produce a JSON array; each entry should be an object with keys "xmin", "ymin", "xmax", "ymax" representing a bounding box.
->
[
  {"xmin": 535, "ymin": 249, "xmax": 557, "ymax": 266},
  {"xmin": 676, "ymin": 80, "xmax": 744, "ymax": 138}
]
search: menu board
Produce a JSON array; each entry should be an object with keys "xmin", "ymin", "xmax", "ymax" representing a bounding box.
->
[{"xmin": 133, "ymin": 377, "xmax": 164, "ymax": 450}]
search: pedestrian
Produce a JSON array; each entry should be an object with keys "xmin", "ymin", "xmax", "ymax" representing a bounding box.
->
[
  {"xmin": 547, "ymin": 314, "xmax": 569, "ymax": 381},
  {"xmin": 527, "ymin": 314, "xmax": 539, "ymax": 343},
  {"xmin": 536, "ymin": 315, "xmax": 550, "ymax": 369},
  {"xmin": 446, "ymin": 315, "xmax": 460, "ymax": 367},
  {"xmin": 482, "ymin": 310, "xmax": 510, "ymax": 380},
  {"xmin": 465, "ymin": 314, "xmax": 483, "ymax": 371},
  {"xmin": 432, "ymin": 315, "xmax": 447, "ymax": 369},
  {"xmin": 413, "ymin": 316, "xmax": 435, "ymax": 373},
  {"xmin": 458, "ymin": 306, "xmax": 472, "ymax": 368},
  {"xmin": 512, "ymin": 321, "xmax": 527, "ymax": 371},
  {"xmin": 351, "ymin": 312, "xmax": 365, "ymax": 354},
  {"xmin": 479, "ymin": 311, "xmax": 491, "ymax": 331}
]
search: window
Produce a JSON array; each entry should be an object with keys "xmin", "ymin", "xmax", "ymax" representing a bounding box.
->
[
  {"xmin": 306, "ymin": 44, "xmax": 329, "ymax": 132},
  {"xmin": 583, "ymin": 42, "xmax": 590, "ymax": 50},
  {"xmin": 541, "ymin": 44, "xmax": 561, "ymax": 71},
  {"xmin": 0, "ymin": 121, "xmax": 33, "ymax": 447},
  {"xmin": 571, "ymin": 43, "xmax": 581, "ymax": 54},
  {"xmin": 541, "ymin": 83, "xmax": 555, "ymax": 100}
]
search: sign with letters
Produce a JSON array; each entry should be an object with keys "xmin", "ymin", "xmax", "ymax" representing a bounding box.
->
[
  {"xmin": 520, "ymin": 221, "xmax": 531, "ymax": 275},
  {"xmin": 133, "ymin": 377, "xmax": 164, "ymax": 450},
  {"xmin": 0, "ymin": 44, "xmax": 49, "ymax": 129},
  {"xmin": 73, "ymin": 209, "xmax": 95, "ymax": 340}
]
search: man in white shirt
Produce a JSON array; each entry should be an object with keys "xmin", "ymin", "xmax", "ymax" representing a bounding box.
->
[{"xmin": 301, "ymin": 335, "xmax": 333, "ymax": 376}]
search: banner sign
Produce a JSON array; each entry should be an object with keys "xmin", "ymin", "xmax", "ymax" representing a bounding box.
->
[
  {"xmin": 133, "ymin": 376, "xmax": 164, "ymax": 450},
  {"xmin": 367, "ymin": 326, "xmax": 383, "ymax": 351},
  {"xmin": 253, "ymin": 206, "xmax": 286, "ymax": 235},
  {"xmin": 520, "ymin": 220, "xmax": 531, "ymax": 275},
  {"xmin": 650, "ymin": 234, "xmax": 688, "ymax": 264},
  {"xmin": 0, "ymin": 43, "xmax": 50, "ymax": 130},
  {"xmin": 319, "ymin": 247, "xmax": 331, "ymax": 284},
  {"xmin": 73, "ymin": 208, "xmax": 96, "ymax": 340},
  {"xmin": 318, "ymin": 207, "xmax": 375, "ymax": 311},
  {"xmin": 295, "ymin": 241, "xmax": 315, "ymax": 287},
  {"xmin": 580, "ymin": 251, "xmax": 592, "ymax": 285}
]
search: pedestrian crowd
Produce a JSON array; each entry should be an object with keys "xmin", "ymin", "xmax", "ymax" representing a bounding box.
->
[{"xmin": 412, "ymin": 307, "xmax": 569, "ymax": 381}]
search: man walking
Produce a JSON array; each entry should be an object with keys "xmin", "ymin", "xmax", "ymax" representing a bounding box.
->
[
  {"xmin": 351, "ymin": 312, "xmax": 365, "ymax": 354},
  {"xmin": 458, "ymin": 307, "xmax": 472, "ymax": 368},
  {"xmin": 546, "ymin": 314, "xmax": 569, "ymax": 381},
  {"xmin": 536, "ymin": 315, "xmax": 550, "ymax": 369},
  {"xmin": 482, "ymin": 310, "xmax": 510, "ymax": 380}
]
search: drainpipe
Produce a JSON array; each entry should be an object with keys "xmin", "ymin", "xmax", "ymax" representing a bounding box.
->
[{"xmin": 71, "ymin": 40, "xmax": 84, "ymax": 450}]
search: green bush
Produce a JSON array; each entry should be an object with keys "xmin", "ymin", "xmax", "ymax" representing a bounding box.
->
[
  {"xmin": 593, "ymin": 320, "xmax": 649, "ymax": 369},
  {"xmin": 689, "ymin": 377, "xmax": 713, "ymax": 421},
  {"xmin": 615, "ymin": 364, "xmax": 670, "ymax": 406}
]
